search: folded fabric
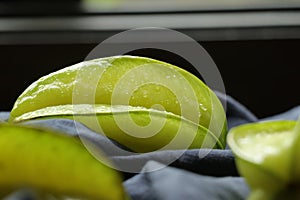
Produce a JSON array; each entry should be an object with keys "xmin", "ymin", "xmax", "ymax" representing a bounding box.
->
[
  {"xmin": 124, "ymin": 161, "xmax": 249, "ymax": 200},
  {"xmin": 215, "ymin": 91, "xmax": 258, "ymax": 130},
  {"xmin": 0, "ymin": 111, "xmax": 9, "ymax": 121},
  {"xmin": 261, "ymin": 105, "xmax": 300, "ymax": 121}
]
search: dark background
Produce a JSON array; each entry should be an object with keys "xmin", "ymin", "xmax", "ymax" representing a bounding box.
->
[
  {"xmin": 0, "ymin": 1, "xmax": 299, "ymax": 118},
  {"xmin": 1, "ymin": 39, "xmax": 299, "ymax": 118}
]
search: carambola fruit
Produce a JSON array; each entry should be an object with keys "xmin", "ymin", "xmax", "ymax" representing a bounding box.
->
[
  {"xmin": 0, "ymin": 123, "xmax": 126, "ymax": 199},
  {"xmin": 228, "ymin": 120, "xmax": 300, "ymax": 200},
  {"xmin": 10, "ymin": 56, "xmax": 227, "ymax": 151}
]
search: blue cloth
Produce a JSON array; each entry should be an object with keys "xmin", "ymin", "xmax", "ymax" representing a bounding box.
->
[{"xmin": 124, "ymin": 161, "xmax": 249, "ymax": 200}]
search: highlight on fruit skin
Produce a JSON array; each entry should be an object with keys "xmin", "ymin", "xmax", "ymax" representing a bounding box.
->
[
  {"xmin": 0, "ymin": 123, "xmax": 126, "ymax": 200},
  {"xmin": 9, "ymin": 55, "xmax": 227, "ymax": 151},
  {"xmin": 227, "ymin": 120, "xmax": 300, "ymax": 200}
]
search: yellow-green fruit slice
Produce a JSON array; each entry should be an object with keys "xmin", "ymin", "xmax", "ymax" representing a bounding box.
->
[
  {"xmin": 9, "ymin": 56, "xmax": 227, "ymax": 144},
  {"xmin": 227, "ymin": 120, "xmax": 300, "ymax": 200},
  {"xmin": 15, "ymin": 104, "xmax": 224, "ymax": 152},
  {"xmin": 0, "ymin": 123, "xmax": 126, "ymax": 200}
]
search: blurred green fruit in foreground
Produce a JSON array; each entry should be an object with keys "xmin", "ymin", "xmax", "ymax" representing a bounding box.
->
[
  {"xmin": 227, "ymin": 120, "xmax": 300, "ymax": 200},
  {"xmin": 10, "ymin": 56, "xmax": 227, "ymax": 150},
  {"xmin": 0, "ymin": 123, "xmax": 126, "ymax": 200}
]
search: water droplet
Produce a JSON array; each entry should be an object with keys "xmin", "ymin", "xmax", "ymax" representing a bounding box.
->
[{"xmin": 199, "ymin": 103, "xmax": 208, "ymax": 111}]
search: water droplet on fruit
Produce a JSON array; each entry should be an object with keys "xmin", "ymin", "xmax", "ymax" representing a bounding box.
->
[{"xmin": 199, "ymin": 103, "xmax": 207, "ymax": 111}]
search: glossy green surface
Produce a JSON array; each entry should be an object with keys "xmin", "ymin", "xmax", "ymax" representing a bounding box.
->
[
  {"xmin": 15, "ymin": 104, "xmax": 224, "ymax": 152},
  {"xmin": 0, "ymin": 123, "xmax": 126, "ymax": 200},
  {"xmin": 10, "ymin": 56, "xmax": 227, "ymax": 144},
  {"xmin": 228, "ymin": 120, "xmax": 300, "ymax": 200}
]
